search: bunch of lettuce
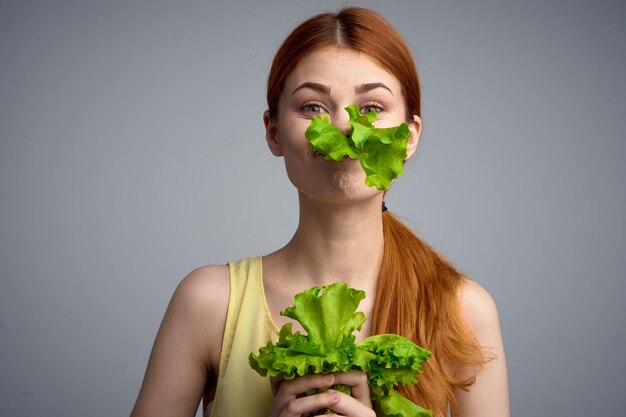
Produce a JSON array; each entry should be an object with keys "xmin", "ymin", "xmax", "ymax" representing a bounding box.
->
[
  {"xmin": 304, "ymin": 104, "xmax": 411, "ymax": 190},
  {"xmin": 249, "ymin": 282, "xmax": 432, "ymax": 417}
]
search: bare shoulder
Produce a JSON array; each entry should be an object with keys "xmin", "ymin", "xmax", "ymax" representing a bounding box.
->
[
  {"xmin": 453, "ymin": 277, "xmax": 510, "ymax": 417},
  {"xmin": 172, "ymin": 264, "xmax": 230, "ymax": 314},
  {"xmin": 170, "ymin": 264, "xmax": 230, "ymax": 370},
  {"xmin": 457, "ymin": 277, "xmax": 500, "ymax": 343},
  {"xmin": 130, "ymin": 264, "xmax": 230, "ymax": 417}
]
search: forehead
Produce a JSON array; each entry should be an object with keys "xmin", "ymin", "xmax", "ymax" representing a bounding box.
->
[{"xmin": 282, "ymin": 47, "xmax": 403, "ymax": 95}]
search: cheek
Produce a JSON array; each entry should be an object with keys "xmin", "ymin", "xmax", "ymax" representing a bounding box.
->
[{"xmin": 278, "ymin": 121, "xmax": 311, "ymax": 155}]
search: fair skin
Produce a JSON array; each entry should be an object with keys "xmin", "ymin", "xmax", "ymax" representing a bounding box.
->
[{"xmin": 130, "ymin": 47, "xmax": 509, "ymax": 417}]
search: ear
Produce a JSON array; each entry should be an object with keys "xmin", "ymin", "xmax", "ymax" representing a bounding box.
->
[
  {"xmin": 263, "ymin": 110, "xmax": 283, "ymax": 157},
  {"xmin": 405, "ymin": 114, "xmax": 422, "ymax": 160}
]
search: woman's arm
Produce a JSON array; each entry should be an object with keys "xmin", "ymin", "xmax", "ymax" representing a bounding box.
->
[
  {"xmin": 130, "ymin": 265, "xmax": 230, "ymax": 417},
  {"xmin": 454, "ymin": 278, "xmax": 510, "ymax": 417}
]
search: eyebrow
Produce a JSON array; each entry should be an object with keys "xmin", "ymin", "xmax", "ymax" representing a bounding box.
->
[
  {"xmin": 355, "ymin": 82, "xmax": 394, "ymax": 97},
  {"xmin": 292, "ymin": 82, "xmax": 330, "ymax": 96},
  {"xmin": 291, "ymin": 82, "xmax": 394, "ymax": 97}
]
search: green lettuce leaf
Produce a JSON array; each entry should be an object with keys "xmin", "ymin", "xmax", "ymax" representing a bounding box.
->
[
  {"xmin": 249, "ymin": 284, "xmax": 365, "ymax": 380},
  {"xmin": 249, "ymin": 282, "xmax": 432, "ymax": 417},
  {"xmin": 379, "ymin": 388, "xmax": 433, "ymax": 417},
  {"xmin": 304, "ymin": 114, "xmax": 358, "ymax": 161},
  {"xmin": 356, "ymin": 334, "xmax": 432, "ymax": 390},
  {"xmin": 304, "ymin": 104, "xmax": 411, "ymax": 190},
  {"xmin": 281, "ymin": 283, "xmax": 366, "ymax": 352}
]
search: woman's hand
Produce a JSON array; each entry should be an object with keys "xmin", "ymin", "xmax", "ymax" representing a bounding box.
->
[{"xmin": 269, "ymin": 370, "xmax": 375, "ymax": 417}]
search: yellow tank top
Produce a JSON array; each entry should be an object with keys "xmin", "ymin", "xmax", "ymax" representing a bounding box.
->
[{"xmin": 207, "ymin": 256, "xmax": 280, "ymax": 417}]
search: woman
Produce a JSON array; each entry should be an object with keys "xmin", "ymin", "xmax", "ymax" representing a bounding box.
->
[{"xmin": 130, "ymin": 7, "xmax": 509, "ymax": 417}]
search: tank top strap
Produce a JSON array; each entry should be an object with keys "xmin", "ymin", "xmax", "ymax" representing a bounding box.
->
[{"xmin": 208, "ymin": 256, "xmax": 278, "ymax": 417}]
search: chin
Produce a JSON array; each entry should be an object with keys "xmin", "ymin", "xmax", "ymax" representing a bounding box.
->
[
  {"xmin": 289, "ymin": 163, "xmax": 381, "ymax": 203},
  {"xmin": 326, "ymin": 171, "xmax": 383, "ymax": 203},
  {"xmin": 332, "ymin": 171, "xmax": 358, "ymax": 192}
]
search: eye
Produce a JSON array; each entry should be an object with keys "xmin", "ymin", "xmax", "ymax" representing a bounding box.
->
[
  {"xmin": 301, "ymin": 101, "xmax": 329, "ymax": 115},
  {"xmin": 360, "ymin": 102, "xmax": 385, "ymax": 114}
]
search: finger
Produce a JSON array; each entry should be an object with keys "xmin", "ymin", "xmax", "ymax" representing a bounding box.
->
[
  {"xmin": 276, "ymin": 373, "xmax": 335, "ymax": 398},
  {"xmin": 329, "ymin": 371, "xmax": 372, "ymax": 406},
  {"xmin": 270, "ymin": 375, "xmax": 285, "ymax": 396},
  {"xmin": 323, "ymin": 390, "xmax": 376, "ymax": 417},
  {"xmin": 273, "ymin": 373, "xmax": 336, "ymax": 412},
  {"xmin": 280, "ymin": 390, "xmax": 341, "ymax": 417}
]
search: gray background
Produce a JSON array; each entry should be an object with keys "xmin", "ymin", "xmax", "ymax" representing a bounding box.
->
[{"xmin": 1, "ymin": 0, "xmax": 624, "ymax": 416}]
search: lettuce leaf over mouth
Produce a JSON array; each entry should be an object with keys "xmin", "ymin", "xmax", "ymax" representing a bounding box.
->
[
  {"xmin": 304, "ymin": 104, "xmax": 411, "ymax": 190},
  {"xmin": 249, "ymin": 282, "xmax": 432, "ymax": 417}
]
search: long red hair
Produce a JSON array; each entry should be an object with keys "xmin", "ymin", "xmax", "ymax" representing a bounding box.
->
[{"xmin": 267, "ymin": 7, "xmax": 488, "ymax": 416}]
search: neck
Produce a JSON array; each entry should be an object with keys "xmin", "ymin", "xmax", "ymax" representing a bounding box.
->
[{"xmin": 279, "ymin": 192, "xmax": 385, "ymax": 291}]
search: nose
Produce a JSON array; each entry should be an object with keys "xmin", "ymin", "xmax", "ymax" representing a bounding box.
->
[{"xmin": 332, "ymin": 108, "xmax": 352, "ymax": 137}]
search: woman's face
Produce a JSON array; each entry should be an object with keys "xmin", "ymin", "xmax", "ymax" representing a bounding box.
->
[{"xmin": 264, "ymin": 47, "xmax": 421, "ymax": 204}]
